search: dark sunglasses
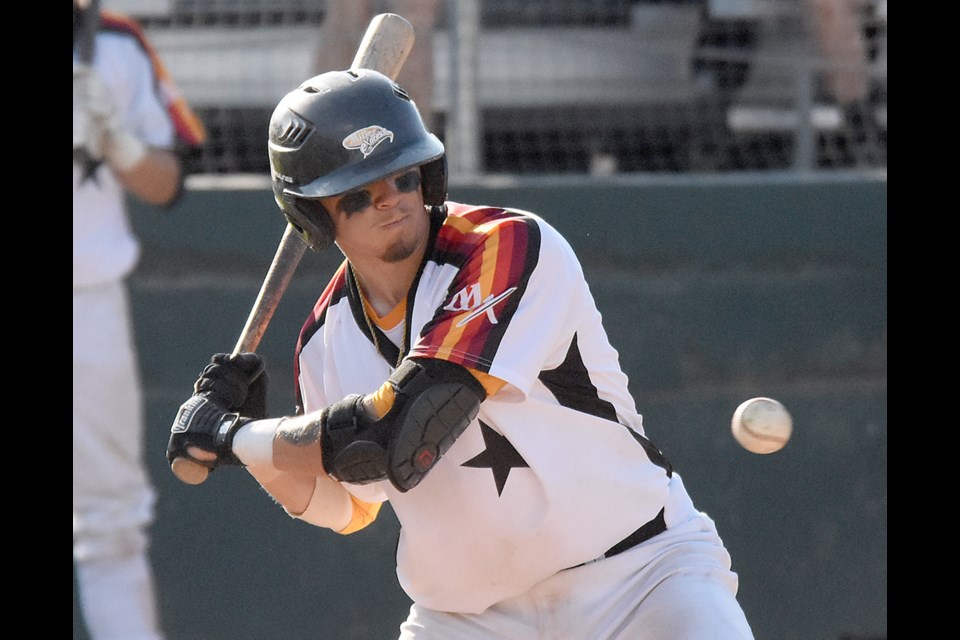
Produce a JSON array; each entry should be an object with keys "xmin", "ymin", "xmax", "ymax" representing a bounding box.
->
[{"xmin": 337, "ymin": 170, "xmax": 422, "ymax": 215}]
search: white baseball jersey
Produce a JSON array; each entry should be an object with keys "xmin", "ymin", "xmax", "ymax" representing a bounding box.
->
[{"xmin": 296, "ymin": 202, "xmax": 683, "ymax": 614}]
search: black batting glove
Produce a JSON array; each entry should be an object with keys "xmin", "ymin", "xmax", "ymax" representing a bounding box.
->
[
  {"xmin": 166, "ymin": 394, "xmax": 249, "ymax": 470},
  {"xmin": 166, "ymin": 352, "xmax": 268, "ymax": 472},
  {"xmin": 193, "ymin": 352, "xmax": 268, "ymax": 419}
]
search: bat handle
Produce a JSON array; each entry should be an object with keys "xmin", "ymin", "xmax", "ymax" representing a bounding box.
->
[{"xmin": 231, "ymin": 224, "xmax": 307, "ymax": 357}]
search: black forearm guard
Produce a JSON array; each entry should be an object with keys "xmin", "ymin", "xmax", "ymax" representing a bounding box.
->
[
  {"xmin": 321, "ymin": 394, "xmax": 391, "ymax": 485},
  {"xmin": 320, "ymin": 359, "xmax": 486, "ymax": 492}
]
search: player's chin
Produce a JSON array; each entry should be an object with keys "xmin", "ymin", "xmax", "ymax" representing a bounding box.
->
[{"xmin": 380, "ymin": 235, "xmax": 419, "ymax": 263}]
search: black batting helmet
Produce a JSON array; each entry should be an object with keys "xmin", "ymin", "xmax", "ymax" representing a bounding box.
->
[{"xmin": 268, "ymin": 69, "xmax": 447, "ymax": 251}]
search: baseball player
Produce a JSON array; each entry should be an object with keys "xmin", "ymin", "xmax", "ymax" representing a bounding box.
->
[
  {"xmin": 73, "ymin": 1, "xmax": 205, "ymax": 638},
  {"xmin": 167, "ymin": 70, "xmax": 753, "ymax": 639}
]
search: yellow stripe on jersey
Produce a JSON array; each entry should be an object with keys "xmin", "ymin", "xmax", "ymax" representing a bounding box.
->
[
  {"xmin": 472, "ymin": 368, "xmax": 507, "ymax": 397},
  {"xmin": 369, "ymin": 381, "xmax": 397, "ymax": 418},
  {"xmin": 338, "ymin": 494, "xmax": 383, "ymax": 535},
  {"xmin": 369, "ymin": 366, "xmax": 504, "ymax": 421},
  {"xmin": 434, "ymin": 220, "xmax": 504, "ymax": 360},
  {"xmin": 442, "ymin": 212, "xmax": 479, "ymax": 235},
  {"xmin": 362, "ymin": 293, "xmax": 406, "ymax": 328}
]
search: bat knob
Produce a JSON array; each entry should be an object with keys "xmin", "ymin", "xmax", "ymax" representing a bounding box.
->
[{"xmin": 171, "ymin": 457, "xmax": 210, "ymax": 485}]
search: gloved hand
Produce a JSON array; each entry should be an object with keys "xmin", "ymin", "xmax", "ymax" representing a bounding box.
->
[
  {"xmin": 73, "ymin": 61, "xmax": 147, "ymax": 172},
  {"xmin": 193, "ymin": 352, "xmax": 268, "ymax": 419},
  {"xmin": 166, "ymin": 353, "xmax": 268, "ymax": 473},
  {"xmin": 73, "ymin": 62, "xmax": 105, "ymax": 162}
]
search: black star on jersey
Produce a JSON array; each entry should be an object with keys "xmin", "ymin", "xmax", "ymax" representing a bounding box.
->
[
  {"xmin": 461, "ymin": 420, "xmax": 529, "ymax": 496},
  {"xmin": 75, "ymin": 149, "xmax": 103, "ymax": 185}
]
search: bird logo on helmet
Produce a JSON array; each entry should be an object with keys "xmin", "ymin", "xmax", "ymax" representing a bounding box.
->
[
  {"xmin": 342, "ymin": 125, "xmax": 395, "ymax": 158},
  {"xmin": 267, "ymin": 69, "xmax": 447, "ymax": 252}
]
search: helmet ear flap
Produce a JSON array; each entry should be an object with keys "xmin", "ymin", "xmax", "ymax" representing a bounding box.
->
[
  {"xmin": 292, "ymin": 197, "xmax": 336, "ymax": 251},
  {"xmin": 420, "ymin": 156, "xmax": 448, "ymax": 207},
  {"xmin": 273, "ymin": 186, "xmax": 337, "ymax": 251}
]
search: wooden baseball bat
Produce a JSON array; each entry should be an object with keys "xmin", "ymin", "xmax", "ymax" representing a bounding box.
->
[{"xmin": 171, "ymin": 13, "xmax": 416, "ymax": 486}]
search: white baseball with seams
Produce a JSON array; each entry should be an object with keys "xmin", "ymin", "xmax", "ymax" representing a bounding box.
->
[{"xmin": 731, "ymin": 397, "xmax": 792, "ymax": 454}]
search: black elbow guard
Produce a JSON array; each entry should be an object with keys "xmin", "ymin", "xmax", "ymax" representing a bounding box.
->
[
  {"xmin": 320, "ymin": 359, "xmax": 485, "ymax": 492},
  {"xmin": 386, "ymin": 359, "xmax": 485, "ymax": 492}
]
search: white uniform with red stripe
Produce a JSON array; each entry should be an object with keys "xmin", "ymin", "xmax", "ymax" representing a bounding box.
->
[{"xmin": 296, "ymin": 203, "xmax": 753, "ymax": 637}]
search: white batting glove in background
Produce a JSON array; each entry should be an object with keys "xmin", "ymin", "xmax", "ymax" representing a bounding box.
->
[
  {"xmin": 73, "ymin": 62, "xmax": 147, "ymax": 172},
  {"xmin": 73, "ymin": 62, "xmax": 106, "ymax": 162}
]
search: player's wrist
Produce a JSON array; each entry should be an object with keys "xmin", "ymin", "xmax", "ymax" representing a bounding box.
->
[{"xmin": 232, "ymin": 417, "xmax": 284, "ymax": 467}]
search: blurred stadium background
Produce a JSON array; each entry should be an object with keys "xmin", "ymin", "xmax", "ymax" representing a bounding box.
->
[
  {"xmin": 77, "ymin": 2, "xmax": 886, "ymax": 639},
  {"xmin": 107, "ymin": 0, "xmax": 885, "ymax": 177}
]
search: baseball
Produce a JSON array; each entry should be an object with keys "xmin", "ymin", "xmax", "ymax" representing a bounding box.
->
[{"xmin": 731, "ymin": 397, "xmax": 792, "ymax": 454}]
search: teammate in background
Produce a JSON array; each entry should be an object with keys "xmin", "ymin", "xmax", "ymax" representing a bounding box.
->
[
  {"xmin": 806, "ymin": 0, "xmax": 870, "ymax": 106},
  {"xmin": 167, "ymin": 70, "xmax": 754, "ymax": 639},
  {"xmin": 805, "ymin": 0, "xmax": 885, "ymax": 165},
  {"xmin": 313, "ymin": 0, "xmax": 440, "ymax": 130},
  {"xmin": 73, "ymin": 1, "xmax": 206, "ymax": 638}
]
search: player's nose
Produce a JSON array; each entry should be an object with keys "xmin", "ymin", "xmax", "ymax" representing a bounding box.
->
[{"xmin": 371, "ymin": 177, "xmax": 403, "ymax": 210}]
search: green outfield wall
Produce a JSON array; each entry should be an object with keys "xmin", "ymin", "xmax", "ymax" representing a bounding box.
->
[{"xmin": 74, "ymin": 172, "xmax": 887, "ymax": 640}]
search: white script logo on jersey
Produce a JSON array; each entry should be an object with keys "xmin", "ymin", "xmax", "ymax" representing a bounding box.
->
[
  {"xmin": 342, "ymin": 125, "xmax": 394, "ymax": 158},
  {"xmin": 445, "ymin": 284, "xmax": 518, "ymax": 328}
]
